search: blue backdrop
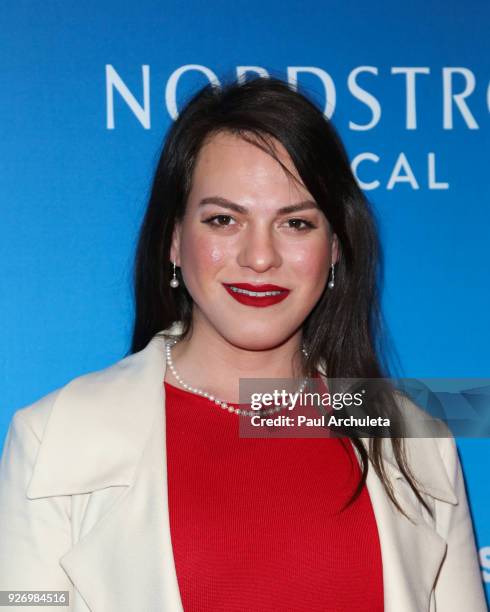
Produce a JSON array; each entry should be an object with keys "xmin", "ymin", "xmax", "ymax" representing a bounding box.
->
[{"xmin": 1, "ymin": 0, "xmax": 489, "ymax": 601}]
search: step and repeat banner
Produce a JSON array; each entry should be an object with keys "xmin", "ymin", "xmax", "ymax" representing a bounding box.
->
[{"xmin": 1, "ymin": 0, "xmax": 489, "ymax": 603}]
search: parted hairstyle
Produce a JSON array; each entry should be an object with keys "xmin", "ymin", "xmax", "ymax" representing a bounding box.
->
[{"xmin": 128, "ymin": 75, "xmax": 431, "ymax": 520}]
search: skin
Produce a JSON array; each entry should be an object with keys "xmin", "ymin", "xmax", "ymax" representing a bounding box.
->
[{"xmin": 166, "ymin": 131, "xmax": 339, "ymax": 403}]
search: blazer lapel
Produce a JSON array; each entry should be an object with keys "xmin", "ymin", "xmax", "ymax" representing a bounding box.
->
[
  {"xmin": 364, "ymin": 449, "xmax": 455, "ymax": 612},
  {"xmin": 26, "ymin": 325, "xmax": 458, "ymax": 612},
  {"xmin": 27, "ymin": 328, "xmax": 185, "ymax": 611},
  {"xmin": 59, "ymin": 383, "xmax": 184, "ymax": 611}
]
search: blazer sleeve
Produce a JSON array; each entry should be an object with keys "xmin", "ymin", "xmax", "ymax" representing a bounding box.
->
[
  {"xmin": 0, "ymin": 402, "xmax": 74, "ymax": 609},
  {"xmin": 434, "ymin": 434, "xmax": 488, "ymax": 611}
]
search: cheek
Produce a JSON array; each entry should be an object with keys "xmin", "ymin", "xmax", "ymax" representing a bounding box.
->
[
  {"xmin": 287, "ymin": 243, "xmax": 329, "ymax": 285},
  {"xmin": 209, "ymin": 244, "xmax": 225, "ymax": 264},
  {"xmin": 182, "ymin": 232, "xmax": 227, "ymax": 273}
]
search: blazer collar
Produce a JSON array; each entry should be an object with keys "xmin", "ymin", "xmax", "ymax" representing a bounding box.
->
[
  {"xmin": 27, "ymin": 329, "xmax": 169, "ymax": 499},
  {"xmin": 27, "ymin": 322, "xmax": 457, "ymax": 505}
]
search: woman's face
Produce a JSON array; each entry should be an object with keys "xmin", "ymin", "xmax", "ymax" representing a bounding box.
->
[{"xmin": 171, "ymin": 131, "xmax": 338, "ymax": 350}]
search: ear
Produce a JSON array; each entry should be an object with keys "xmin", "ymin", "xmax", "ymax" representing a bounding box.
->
[
  {"xmin": 170, "ymin": 222, "xmax": 182, "ymax": 266},
  {"xmin": 332, "ymin": 233, "xmax": 341, "ymax": 266}
]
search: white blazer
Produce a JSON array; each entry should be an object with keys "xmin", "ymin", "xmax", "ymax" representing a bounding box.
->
[{"xmin": 0, "ymin": 324, "xmax": 487, "ymax": 612}]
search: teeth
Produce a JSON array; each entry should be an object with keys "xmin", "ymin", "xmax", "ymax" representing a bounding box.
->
[{"xmin": 229, "ymin": 286, "xmax": 284, "ymax": 297}]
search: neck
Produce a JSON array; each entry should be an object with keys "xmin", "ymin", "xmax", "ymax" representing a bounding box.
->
[{"xmin": 164, "ymin": 316, "xmax": 305, "ymax": 404}]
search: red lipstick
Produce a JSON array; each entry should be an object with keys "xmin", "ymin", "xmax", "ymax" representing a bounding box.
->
[{"xmin": 222, "ymin": 283, "xmax": 290, "ymax": 308}]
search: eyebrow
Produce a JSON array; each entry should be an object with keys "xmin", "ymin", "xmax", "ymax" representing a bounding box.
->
[{"xmin": 198, "ymin": 196, "xmax": 319, "ymax": 215}]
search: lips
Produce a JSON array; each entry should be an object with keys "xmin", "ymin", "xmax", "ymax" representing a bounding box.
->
[{"xmin": 222, "ymin": 283, "xmax": 290, "ymax": 308}]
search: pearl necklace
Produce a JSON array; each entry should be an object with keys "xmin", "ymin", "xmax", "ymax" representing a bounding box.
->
[{"xmin": 165, "ymin": 338, "xmax": 309, "ymax": 416}]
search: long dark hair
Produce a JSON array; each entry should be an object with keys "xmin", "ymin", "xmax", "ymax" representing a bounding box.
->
[{"xmin": 128, "ymin": 75, "xmax": 430, "ymax": 521}]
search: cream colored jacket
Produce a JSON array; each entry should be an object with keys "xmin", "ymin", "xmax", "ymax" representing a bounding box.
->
[{"xmin": 0, "ymin": 324, "xmax": 487, "ymax": 611}]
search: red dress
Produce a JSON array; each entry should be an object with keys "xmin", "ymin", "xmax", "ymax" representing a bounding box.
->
[{"xmin": 164, "ymin": 380, "xmax": 384, "ymax": 611}]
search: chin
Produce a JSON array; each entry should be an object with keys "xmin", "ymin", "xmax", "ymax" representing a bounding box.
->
[{"xmin": 218, "ymin": 321, "xmax": 300, "ymax": 352}]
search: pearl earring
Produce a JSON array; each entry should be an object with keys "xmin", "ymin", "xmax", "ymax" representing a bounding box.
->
[
  {"xmin": 327, "ymin": 262, "xmax": 335, "ymax": 289},
  {"xmin": 170, "ymin": 261, "xmax": 179, "ymax": 288}
]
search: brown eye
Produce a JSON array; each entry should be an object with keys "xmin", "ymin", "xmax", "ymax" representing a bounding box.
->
[
  {"xmin": 202, "ymin": 214, "xmax": 235, "ymax": 227},
  {"xmin": 287, "ymin": 218, "xmax": 316, "ymax": 230}
]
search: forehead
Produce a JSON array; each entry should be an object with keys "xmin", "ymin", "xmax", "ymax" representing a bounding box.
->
[{"xmin": 190, "ymin": 131, "xmax": 308, "ymax": 197}]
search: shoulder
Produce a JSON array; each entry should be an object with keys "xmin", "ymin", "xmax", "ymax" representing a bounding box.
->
[
  {"xmin": 9, "ymin": 356, "xmax": 125, "ymax": 445},
  {"xmin": 389, "ymin": 393, "xmax": 477, "ymax": 508},
  {"xmin": 9, "ymin": 387, "xmax": 63, "ymax": 445},
  {"xmin": 9, "ymin": 332, "xmax": 163, "ymax": 441},
  {"xmin": 2, "ymin": 333, "xmax": 168, "ymax": 499},
  {"xmin": 1, "ymin": 363, "xmax": 119, "ymax": 490},
  {"xmin": 384, "ymin": 391, "xmax": 459, "ymax": 505}
]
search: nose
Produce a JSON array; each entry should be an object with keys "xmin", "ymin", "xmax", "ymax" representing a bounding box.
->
[{"xmin": 236, "ymin": 225, "xmax": 282, "ymax": 272}]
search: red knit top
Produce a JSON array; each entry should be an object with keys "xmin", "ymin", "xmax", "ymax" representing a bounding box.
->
[{"xmin": 164, "ymin": 380, "xmax": 384, "ymax": 611}]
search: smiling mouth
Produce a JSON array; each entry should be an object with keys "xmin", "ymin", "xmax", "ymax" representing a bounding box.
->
[
  {"xmin": 227, "ymin": 286, "xmax": 284, "ymax": 297},
  {"xmin": 222, "ymin": 283, "xmax": 290, "ymax": 307}
]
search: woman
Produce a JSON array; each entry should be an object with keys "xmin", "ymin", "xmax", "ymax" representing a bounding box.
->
[{"xmin": 0, "ymin": 77, "xmax": 486, "ymax": 612}]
